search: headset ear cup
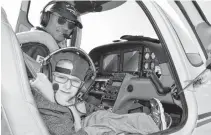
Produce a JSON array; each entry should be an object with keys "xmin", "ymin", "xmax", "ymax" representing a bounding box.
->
[
  {"xmin": 40, "ymin": 11, "xmax": 51, "ymax": 27},
  {"xmin": 40, "ymin": 12, "xmax": 46, "ymax": 27}
]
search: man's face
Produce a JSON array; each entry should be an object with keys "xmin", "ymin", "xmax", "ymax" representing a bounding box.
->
[
  {"xmin": 53, "ymin": 60, "xmax": 82, "ymax": 106},
  {"xmin": 46, "ymin": 12, "xmax": 75, "ymax": 44}
]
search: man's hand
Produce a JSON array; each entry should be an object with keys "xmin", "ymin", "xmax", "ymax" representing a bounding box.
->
[{"xmin": 30, "ymin": 73, "xmax": 55, "ymax": 103}]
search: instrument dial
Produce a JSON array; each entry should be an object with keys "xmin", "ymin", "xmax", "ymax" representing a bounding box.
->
[
  {"xmin": 144, "ymin": 63, "xmax": 149, "ymax": 69},
  {"xmin": 145, "ymin": 53, "xmax": 150, "ymax": 60},
  {"xmin": 151, "ymin": 53, "xmax": 155, "ymax": 59},
  {"xmin": 151, "ymin": 62, "xmax": 155, "ymax": 70}
]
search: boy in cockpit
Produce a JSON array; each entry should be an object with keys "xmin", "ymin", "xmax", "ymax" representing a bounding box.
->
[{"xmin": 31, "ymin": 49, "xmax": 170, "ymax": 135}]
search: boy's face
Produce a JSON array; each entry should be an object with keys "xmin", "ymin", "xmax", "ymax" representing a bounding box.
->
[{"xmin": 53, "ymin": 60, "xmax": 82, "ymax": 106}]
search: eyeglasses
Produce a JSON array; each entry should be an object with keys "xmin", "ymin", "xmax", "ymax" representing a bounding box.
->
[
  {"xmin": 52, "ymin": 13, "xmax": 76, "ymax": 30},
  {"xmin": 53, "ymin": 73, "xmax": 82, "ymax": 88}
]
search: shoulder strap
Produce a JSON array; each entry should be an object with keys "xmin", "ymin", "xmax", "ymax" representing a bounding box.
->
[{"xmin": 22, "ymin": 51, "xmax": 41, "ymax": 79}]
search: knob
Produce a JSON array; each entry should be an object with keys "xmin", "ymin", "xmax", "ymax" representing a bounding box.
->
[{"xmin": 127, "ymin": 85, "xmax": 133, "ymax": 92}]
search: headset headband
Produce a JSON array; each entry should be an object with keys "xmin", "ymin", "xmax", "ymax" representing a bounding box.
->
[
  {"xmin": 42, "ymin": 1, "xmax": 56, "ymax": 13},
  {"xmin": 43, "ymin": 47, "xmax": 96, "ymax": 78},
  {"xmin": 42, "ymin": 1, "xmax": 78, "ymax": 14}
]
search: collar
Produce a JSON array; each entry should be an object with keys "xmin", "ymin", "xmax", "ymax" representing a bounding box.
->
[{"xmin": 34, "ymin": 26, "xmax": 48, "ymax": 32}]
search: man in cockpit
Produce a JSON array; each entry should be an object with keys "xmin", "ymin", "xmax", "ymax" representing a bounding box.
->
[
  {"xmin": 22, "ymin": 1, "xmax": 82, "ymax": 61},
  {"xmin": 30, "ymin": 49, "xmax": 171, "ymax": 135}
]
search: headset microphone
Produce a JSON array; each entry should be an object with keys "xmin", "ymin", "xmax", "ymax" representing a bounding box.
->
[{"xmin": 53, "ymin": 83, "xmax": 59, "ymax": 91}]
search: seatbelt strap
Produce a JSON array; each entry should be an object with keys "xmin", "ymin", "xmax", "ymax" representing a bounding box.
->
[{"xmin": 22, "ymin": 52, "xmax": 41, "ymax": 79}]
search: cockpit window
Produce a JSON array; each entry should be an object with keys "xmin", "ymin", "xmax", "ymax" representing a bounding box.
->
[
  {"xmin": 80, "ymin": 1, "xmax": 157, "ymax": 53},
  {"xmin": 28, "ymin": 0, "xmax": 51, "ymax": 27}
]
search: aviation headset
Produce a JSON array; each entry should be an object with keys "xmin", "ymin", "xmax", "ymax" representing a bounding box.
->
[{"xmin": 41, "ymin": 47, "xmax": 96, "ymax": 101}]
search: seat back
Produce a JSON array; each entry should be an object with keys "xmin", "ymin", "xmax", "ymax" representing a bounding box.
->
[
  {"xmin": 17, "ymin": 29, "xmax": 59, "ymax": 53},
  {"xmin": 1, "ymin": 7, "xmax": 50, "ymax": 135}
]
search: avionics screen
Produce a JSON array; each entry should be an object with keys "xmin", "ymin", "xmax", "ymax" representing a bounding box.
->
[
  {"xmin": 103, "ymin": 54, "xmax": 118, "ymax": 72},
  {"xmin": 123, "ymin": 51, "xmax": 140, "ymax": 72},
  {"xmin": 112, "ymin": 81, "xmax": 121, "ymax": 87}
]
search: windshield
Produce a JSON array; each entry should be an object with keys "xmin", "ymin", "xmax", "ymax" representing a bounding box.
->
[{"xmin": 80, "ymin": 1, "xmax": 158, "ymax": 53}]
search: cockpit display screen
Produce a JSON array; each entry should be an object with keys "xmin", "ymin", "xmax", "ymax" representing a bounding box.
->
[
  {"xmin": 112, "ymin": 81, "xmax": 121, "ymax": 87},
  {"xmin": 103, "ymin": 54, "xmax": 118, "ymax": 72},
  {"xmin": 123, "ymin": 51, "xmax": 140, "ymax": 72}
]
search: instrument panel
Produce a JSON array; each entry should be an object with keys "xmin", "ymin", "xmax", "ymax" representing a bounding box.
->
[
  {"xmin": 87, "ymin": 41, "xmax": 180, "ymax": 121},
  {"xmin": 142, "ymin": 47, "xmax": 161, "ymax": 78},
  {"xmin": 88, "ymin": 44, "xmax": 165, "ymax": 110},
  {"xmin": 100, "ymin": 47, "xmax": 162, "ymax": 79}
]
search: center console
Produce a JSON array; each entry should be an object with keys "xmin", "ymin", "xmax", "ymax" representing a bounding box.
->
[{"xmin": 88, "ymin": 73, "xmax": 126, "ymax": 110}]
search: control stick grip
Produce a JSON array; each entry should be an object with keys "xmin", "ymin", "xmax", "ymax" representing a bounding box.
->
[{"xmin": 149, "ymin": 71, "xmax": 171, "ymax": 95}]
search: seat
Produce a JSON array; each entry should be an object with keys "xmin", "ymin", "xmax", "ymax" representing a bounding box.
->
[
  {"xmin": 17, "ymin": 28, "xmax": 59, "ymax": 53},
  {"xmin": 16, "ymin": 19, "xmax": 60, "ymax": 78},
  {"xmin": 1, "ymin": 7, "xmax": 50, "ymax": 135}
]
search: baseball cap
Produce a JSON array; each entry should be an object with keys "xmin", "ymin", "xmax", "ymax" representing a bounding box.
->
[
  {"xmin": 51, "ymin": 52, "xmax": 89, "ymax": 81},
  {"xmin": 48, "ymin": 2, "xmax": 83, "ymax": 29}
]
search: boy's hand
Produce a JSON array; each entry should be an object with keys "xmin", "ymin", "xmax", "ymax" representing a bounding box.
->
[{"xmin": 30, "ymin": 73, "xmax": 55, "ymax": 103}]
